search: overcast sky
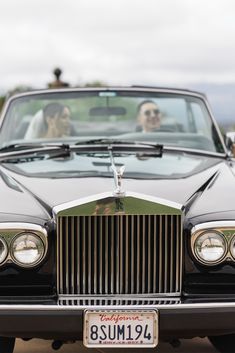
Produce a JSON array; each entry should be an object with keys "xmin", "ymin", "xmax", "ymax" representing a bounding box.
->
[{"xmin": 0, "ymin": 0, "xmax": 235, "ymax": 91}]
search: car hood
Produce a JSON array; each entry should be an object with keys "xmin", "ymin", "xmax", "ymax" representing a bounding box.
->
[{"xmin": 0, "ymin": 153, "xmax": 234, "ymax": 221}]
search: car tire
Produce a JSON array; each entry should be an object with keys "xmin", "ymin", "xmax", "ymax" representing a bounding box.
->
[
  {"xmin": 208, "ymin": 334, "xmax": 235, "ymax": 353},
  {"xmin": 0, "ymin": 337, "xmax": 15, "ymax": 353}
]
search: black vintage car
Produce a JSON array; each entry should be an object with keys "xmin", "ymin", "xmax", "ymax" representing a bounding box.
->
[{"xmin": 0, "ymin": 87, "xmax": 234, "ymax": 352}]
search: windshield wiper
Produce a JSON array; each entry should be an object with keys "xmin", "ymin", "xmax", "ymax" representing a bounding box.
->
[
  {"xmin": 75, "ymin": 138, "xmax": 158, "ymax": 147},
  {"xmin": 75, "ymin": 138, "xmax": 163, "ymax": 156},
  {"xmin": 0, "ymin": 143, "xmax": 72, "ymax": 162},
  {"xmin": 0, "ymin": 142, "xmax": 71, "ymax": 153},
  {"xmin": 0, "ymin": 139, "xmax": 163, "ymax": 163}
]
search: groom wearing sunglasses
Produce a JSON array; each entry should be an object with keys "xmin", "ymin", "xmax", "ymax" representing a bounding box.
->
[{"xmin": 137, "ymin": 100, "xmax": 162, "ymax": 132}]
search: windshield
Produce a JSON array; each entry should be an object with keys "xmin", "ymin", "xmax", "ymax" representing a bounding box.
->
[{"xmin": 0, "ymin": 90, "xmax": 224, "ymax": 153}]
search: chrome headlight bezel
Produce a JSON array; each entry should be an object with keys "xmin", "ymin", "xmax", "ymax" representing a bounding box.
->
[
  {"xmin": 191, "ymin": 222, "xmax": 235, "ymax": 266},
  {"xmin": 10, "ymin": 231, "xmax": 46, "ymax": 267},
  {"xmin": 230, "ymin": 236, "xmax": 235, "ymax": 260},
  {"xmin": 0, "ymin": 223, "xmax": 48, "ymax": 268},
  {"xmin": 0, "ymin": 237, "xmax": 8, "ymax": 264},
  {"xmin": 192, "ymin": 230, "xmax": 227, "ymax": 265}
]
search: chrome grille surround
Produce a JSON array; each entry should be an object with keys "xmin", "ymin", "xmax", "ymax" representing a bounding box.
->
[{"xmin": 53, "ymin": 192, "xmax": 183, "ymax": 298}]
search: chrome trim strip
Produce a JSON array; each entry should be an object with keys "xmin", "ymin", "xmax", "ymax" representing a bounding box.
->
[
  {"xmin": 71, "ymin": 217, "xmax": 75, "ymax": 295},
  {"xmin": 94, "ymin": 217, "xmax": 97, "ymax": 294},
  {"xmin": 137, "ymin": 216, "xmax": 140, "ymax": 293},
  {"xmin": 159, "ymin": 215, "xmax": 162, "ymax": 292},
  {"xmin": 164, "ymin": 216, "xmax": 168, "ymax": 293},
  {"xmin": 119, "ymin": 215, "xmax": 123, "ymax": 293},
  {"xmin": 60, "ymin": 293, "xmax": 180, "ymax": 298},
  {"xmin": 176, "ymin": 216, "xmax": 179, "ymax": 292},
  {"xmin": 82, "ymin": 216, "xmax": 86, "ymax": 294},
  {"xmin": 192, "ymin": 221, "xmax": 235, "ymax": 233},
  {"xmin": 105, "ymin": 216, "xmax": 109, "ymax": 294},
  {"xmin": 179, "ymin": 215, "xmax": 183, "ymax": 292},
  {"xmin": 65, "ymin": 217, "xmax": 69, "ymax": 294},
  {"xmin": 1, "ymin": 302, "xmax": 235, "ymax": 311},
  {"xmin": 58, "ymin": 219, "xmax": 62, "ymax": 293},
  {"xmin": 170, "ymin": 215, "xmax": 173, "ymax": 293},
  {"xmin": 148, "ymin": 215, "xmax": 151, "ymax": 293},
  {"xmin": 0, "ymin": 87, "xmax": 219, "ymax": 108},
  {"xmin": 76, "ymin": 217, "xmax": 80, "ymax": 293},
  {"xmin": 88, "ymin": 216, "xmax": 91, "ymax": 294},
  {"xmin": 2, "ymin": 87, "xmax": 209, "ymax": 103},
  {"xmin": 0, "ymin": 223, "xmax": 48, "ymax": 233},
  {"xmin": 142, "ymin": 216, "xmax": 145, "ymax": 293},
  {"xmin": 131, "ymin": 216, "xmax": 135, "ymax": 294},
  {"xmin": 163, "ymin": 146, "xmax": 227, "ymax": 158},
  {"xmin": 99, "ymin": 218, "xmax": 103, "ymax": 294},
  {"xmin": 116, "ymin": 217, "xmax": 119, "ymax": 294},
  {"xmin": 126, "ymin": 215, "xmax": 129, "ymax": 294},
  {"xmin": 153, "ymin": 215, "xmax": 157, "ymax": 292}
]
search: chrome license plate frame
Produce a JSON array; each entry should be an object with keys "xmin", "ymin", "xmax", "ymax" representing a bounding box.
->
[{"xmin": 83, "ymin": 309, "xmax": 158, "ymax": 348}]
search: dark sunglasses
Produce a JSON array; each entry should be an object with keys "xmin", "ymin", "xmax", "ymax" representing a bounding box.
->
[{"xmin": 144, "ymin": 109, "xmax": 160, "ymax": 116}]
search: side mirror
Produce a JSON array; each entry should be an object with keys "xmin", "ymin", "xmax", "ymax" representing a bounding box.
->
[{"xmin": 225, "ymin": 132, "xmax": 235, "ymax": 156}]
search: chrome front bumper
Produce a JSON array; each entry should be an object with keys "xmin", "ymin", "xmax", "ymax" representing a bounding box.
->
[{"xmin": 0, "ymin": 299, "xmax": 235, "ymax": 340}]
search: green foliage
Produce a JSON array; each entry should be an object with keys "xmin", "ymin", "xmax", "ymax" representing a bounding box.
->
[
  {"xmin": 0, "ymin": 96, "xmax": 5, "ymax": 112},
  {"xmin": 84, "ymin": 80, "xmax": 107, "ymax": 87},
  {"xmin": 7, "ymin": 85, "xmax": 33, "ymax": 96},
  {"xmin": 218, "ymin": 124, "xmax": 225, "ymax": 135}
]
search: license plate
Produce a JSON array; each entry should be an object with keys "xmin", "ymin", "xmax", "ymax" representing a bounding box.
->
[{"xmin": 83, "ymin": 310, "xmax": 158, "ymax": 348}]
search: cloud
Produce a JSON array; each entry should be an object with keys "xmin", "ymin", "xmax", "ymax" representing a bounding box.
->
[{"xmin": 0, "ymin": 0, "xmax": 235, "ymax": 90}]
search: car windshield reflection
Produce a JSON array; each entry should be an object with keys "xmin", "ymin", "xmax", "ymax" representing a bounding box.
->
[{"xmin": 0, "ymin": 89, "xmax": 225, "ymax": 154}]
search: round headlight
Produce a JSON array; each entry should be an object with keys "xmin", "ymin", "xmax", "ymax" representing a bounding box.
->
[
  {"xmin": 194, "ymin": 231, "xmax": 227, "ymax": 264},
  {"xmin": 11, "ymin": 232, "xmax": 45, "ymax": 266},
  {"xmin": 0, "ymin": 238, "xmax": 8, "ymax": 264}
]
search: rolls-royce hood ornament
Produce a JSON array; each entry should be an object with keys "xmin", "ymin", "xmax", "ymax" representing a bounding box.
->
[
  {"xmin": 111, "ymin": 164, "xmax": 125, "ymax": 196},
  {"xmin": 109, "ymin": 149, "xmax": 125, "ymax": 196}
]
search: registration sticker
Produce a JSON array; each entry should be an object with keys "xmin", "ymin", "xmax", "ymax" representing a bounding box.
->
[{"xmin": 83, "ymin": 310, "xmax": 158, "ymax": 348}]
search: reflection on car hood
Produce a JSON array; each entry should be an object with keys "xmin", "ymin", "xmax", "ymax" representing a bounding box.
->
[
  {"xmin": 0, "ymin": 153, "xmax": 234, "ymax": 221},
  {"xmin": 1, "ymin": 151, "xmax": 221, "ymax": 178}
]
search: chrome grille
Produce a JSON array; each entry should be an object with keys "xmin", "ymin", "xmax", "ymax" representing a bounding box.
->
[
  {"xmin": 58, "ymin": 298, "xmax": 181, "ymax": 306},
  {"xmin": 57, "ymin": 214, "xmax": 182, "ymax": 295}
]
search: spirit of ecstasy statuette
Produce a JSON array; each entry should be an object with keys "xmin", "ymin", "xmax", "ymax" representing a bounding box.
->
[{"xmin": 111, "ymin": 165, "xmax": 125, "ymax": 196}]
